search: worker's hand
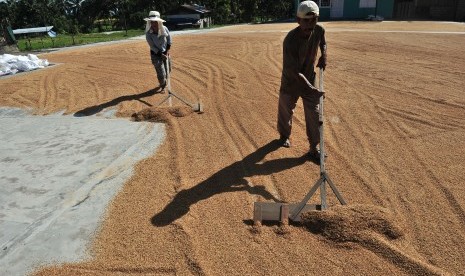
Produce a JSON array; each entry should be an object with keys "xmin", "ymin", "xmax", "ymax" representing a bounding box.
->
[
  {"xmin": 299, "ymin": 73, "xmax": 325, "ymax": 97},
  {"xmin": 298, "ymin": 73, "xmax": 318, "ymax": 91},
  {"xmin": 316, "ymin": 56, "xmax": 326, "ymax": 70},
  {"xmin": 162, "ymin": 51, "xmax": 170, "ymax": 61}
]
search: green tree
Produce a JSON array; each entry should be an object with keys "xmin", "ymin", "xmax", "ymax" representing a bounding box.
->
[
  {"xmin": 3, "ymin": 0, "xmax": 296, "ymax": 35},
  {"xmin": 0, "ymin": 2, "xmax": 9, "ymax": 21},
  {"xmin": 68, "ymin": 19, "xmax": 79, "ymax": 44},
  {"xmin": 238, "ymin": 0, "xmax": 259, "ymax": 22}
]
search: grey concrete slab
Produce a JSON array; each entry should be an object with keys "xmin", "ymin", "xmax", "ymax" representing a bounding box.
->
[{"xmin": 0, "ymin": 107, "xmax": 165, "ymax": 275}]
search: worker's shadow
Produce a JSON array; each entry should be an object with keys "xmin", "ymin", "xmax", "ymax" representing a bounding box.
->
[
  {"xmin": 73, "ymin": 87, "xmax": 163, "ymax": 117},
  {"xmin": 151, "ymin": 139, "xmax": 308, "ymax": 227}
]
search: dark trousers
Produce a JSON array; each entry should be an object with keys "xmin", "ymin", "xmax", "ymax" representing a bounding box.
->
[
  {"xmin": 277, "ymin": 72, "xmax": 320, "ymax": 150},
  {"xmin": 150, "ymin": 53, "xmax": 171, "ymax": 85}
]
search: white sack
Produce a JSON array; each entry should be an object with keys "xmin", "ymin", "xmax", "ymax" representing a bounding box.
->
[{"xmin": 0, "ymin": 54, "xmax": 49, "ymax": 75}]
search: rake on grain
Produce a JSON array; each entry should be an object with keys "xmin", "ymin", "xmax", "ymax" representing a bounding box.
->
[
  {"xmin": 253, "ymin": 68, "xmax": 346, "ymax": 225},
  {"xmin": 156, "ymin": 56, "xmax": 204, "ymax": 113}
]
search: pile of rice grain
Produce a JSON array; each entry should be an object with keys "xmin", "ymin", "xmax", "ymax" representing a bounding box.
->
[{"xmin": 301, "ymin": 204, "xmax": 405, "ymax": 242}]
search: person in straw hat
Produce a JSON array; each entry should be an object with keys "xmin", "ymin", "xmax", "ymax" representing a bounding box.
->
[
  {"xmin": 144, "ymin": 11, "xmax": 172, "ymax": 91},
  {"xmin": 277, "ymin": 0, "xmax": 327, "ymax": 164}
]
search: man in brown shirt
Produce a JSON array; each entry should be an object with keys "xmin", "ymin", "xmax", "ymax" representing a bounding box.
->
[{"xmin": 277, "ymin": 0, "xmax": 326, "ymax": 163}]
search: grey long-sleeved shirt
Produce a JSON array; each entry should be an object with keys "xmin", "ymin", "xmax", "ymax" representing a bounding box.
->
[{"xmin": 146, "ymin": 26, "xmax": 172, "ymax": 54}]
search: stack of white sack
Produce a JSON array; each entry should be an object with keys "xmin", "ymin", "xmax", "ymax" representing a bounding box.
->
[{"xmin": 0, "ymin": 54, "xmax": 49, "ymax": 76}]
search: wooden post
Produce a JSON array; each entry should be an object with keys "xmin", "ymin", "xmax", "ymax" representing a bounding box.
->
[
  {"xmin": 280, "ymin": 204, "xmax": 289, "ymax": 225},
  {"xmin": 253, "ymin": 202, "xmax": 262, "ymax": 225}
]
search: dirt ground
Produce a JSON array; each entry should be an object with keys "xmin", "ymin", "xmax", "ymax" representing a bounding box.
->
[{"xmin": 2, "ymin": 21, "xmax": 465, "ymax": 275}]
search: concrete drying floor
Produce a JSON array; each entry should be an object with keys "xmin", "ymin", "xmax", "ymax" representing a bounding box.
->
[{"xmin": 0, "ymin": 107, "xmax": 165, "ymax": 275}]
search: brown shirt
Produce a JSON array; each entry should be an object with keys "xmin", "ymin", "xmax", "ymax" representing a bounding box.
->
[{"xmin": 280, "ymin": 24, "xmax": 325, "ymax": 95}]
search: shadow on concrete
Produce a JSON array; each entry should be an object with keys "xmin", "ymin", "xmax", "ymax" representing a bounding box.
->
[{"xmin": 151, "ymin": 139, "xmax": 308, "ymax": 227}]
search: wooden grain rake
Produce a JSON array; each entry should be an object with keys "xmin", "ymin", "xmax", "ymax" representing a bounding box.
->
[
  {"xmin": 253, "ymin": 68, "xmax": 346, "ymax": 225},
  {"xmin": 156, "ymin": 56, "xmax": 204, "ymax": 113}
]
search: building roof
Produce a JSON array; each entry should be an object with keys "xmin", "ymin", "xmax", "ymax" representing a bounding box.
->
[
  {"xmin": 179, "ymin": 4, "xmax": 211, "ymax": 14},
  {"xmin": 12, "ymin": 26, "xmax": 54, "ymax": 35}
]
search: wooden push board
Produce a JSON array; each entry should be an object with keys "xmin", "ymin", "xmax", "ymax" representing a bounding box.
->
[{"xmin": 253, "ymin": 202, "xmax": 321, "ymax": 224}]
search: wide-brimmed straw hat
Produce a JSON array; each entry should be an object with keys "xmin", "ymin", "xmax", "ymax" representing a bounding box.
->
[{"xmin": 144, "ymin": 11, "xmax": 166, "ymax": 22}]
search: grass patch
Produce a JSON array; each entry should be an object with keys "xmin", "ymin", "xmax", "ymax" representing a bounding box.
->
[{"xmin": 16, "ymin": 29, "xmax": 145, "ymax": 52}]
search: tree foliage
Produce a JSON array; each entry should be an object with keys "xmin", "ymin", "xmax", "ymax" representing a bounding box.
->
[{"xmin": 2, "ymin": 0, "xmax": 296, "ymax": 34}]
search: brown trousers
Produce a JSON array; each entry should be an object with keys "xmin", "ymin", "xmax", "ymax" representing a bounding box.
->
[{"xmin": 277, "ymin": 91, "xmax": 320, "ymax": 150}]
